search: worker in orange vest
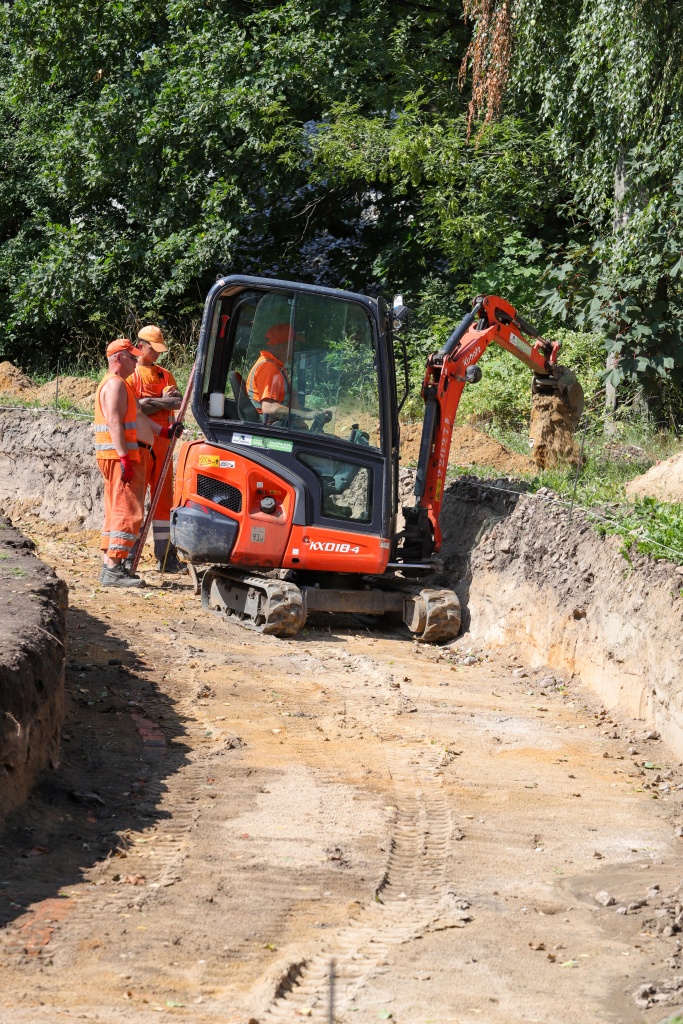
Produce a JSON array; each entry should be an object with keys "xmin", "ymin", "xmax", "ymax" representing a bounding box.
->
[
  {"xmin": 128, "ymin": 325, "xmax": 185, "ymax": 573},
  {"xmin": 95, "ymin": 339, "xmax": 181, "ymax": 587},
  {"xmin": 246, "ymin": 322, "xmax": 324, "ymax": 426}
]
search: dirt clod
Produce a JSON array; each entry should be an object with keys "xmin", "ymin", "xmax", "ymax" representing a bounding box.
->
[{"xmin": 529, "ymin": 393, "xmax": 579, "ymax": 468}]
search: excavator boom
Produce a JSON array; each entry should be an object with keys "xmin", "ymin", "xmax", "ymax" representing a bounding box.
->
[{"xmin": 398, "ymin": 295, "xmax": 583, "ymax": 561}]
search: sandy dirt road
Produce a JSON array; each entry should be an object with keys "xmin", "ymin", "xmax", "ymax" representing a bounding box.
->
[{"xmin": 1, "ymin": 526, "xmax": 683, "ymax": 1024}]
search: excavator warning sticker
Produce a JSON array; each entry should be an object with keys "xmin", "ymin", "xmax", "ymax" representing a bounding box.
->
[
  {"xmin": 198, "ymin": 455, "xmax": 220, "ymax": 468},
  {"xmin": 251, "ymin": 527, "xmax": 266, "ymax": 543},
  {"xmin": 232, "ymin": 432, "xmax": 293, "ymax": 453},
  {"xmin": 219, "ymin": 460, "xmax": 235, "ymax": 469}
]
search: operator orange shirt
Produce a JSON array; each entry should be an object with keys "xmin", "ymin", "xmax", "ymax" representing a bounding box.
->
[
  {"xmin": 128, "ymin": 364, "xmax": 179, "ymax": 427},
  {"xmin": 246, "ymin": 351, "xmax": 291, "ymax": 412}
]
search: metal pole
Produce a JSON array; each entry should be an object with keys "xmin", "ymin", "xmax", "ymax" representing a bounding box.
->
[
  {"xmin": 55, "ymin": 360, "xmax": 59, "ymax": 410},
  {"xmin": 130, "ymin": 361, "xmax": 196, "ymax": 575},
  {"xmin": 328, "ymin": 958, "xmax": 336, "ymax": 1024},
  {"xmin": 569, "ymin": 417, "xmax": 588, "ymax": 521}
]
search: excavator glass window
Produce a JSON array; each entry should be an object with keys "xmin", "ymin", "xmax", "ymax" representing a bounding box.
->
[{"xmin": 207, "ymin": 288, "xmax": 381, "ymax": 450}]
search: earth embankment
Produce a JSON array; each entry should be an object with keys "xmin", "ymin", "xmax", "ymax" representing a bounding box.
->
[
  {"xmin": 0, "ymin": 408, "xmax": 101, "ymax": 529},
  {"xmin": 465, "ymin": 487, "xmax": 683, "ymax": 757},
  {"xmin": 0, "ymin": 517, "xmax": 67, "ymax": 823}
]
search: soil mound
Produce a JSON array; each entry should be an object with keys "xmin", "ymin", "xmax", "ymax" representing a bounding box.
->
[
  {"xmin": 400, "ymin": 422, "xmax": 535, "ymax": 474},
  {"xmin": 0, "ymin": 363, "xmax": 97, "ymax": 411},
  {"xmin": 0, "ymin": 361, "xmax": 34, "ymax": 397},
  {"xmin": 625, "ymin": 449, "xmax": 683, "ymax": 503},
  {"xmin": 0, "ymin": 408, "xmax": 102, "ymax": 529},
  {"xmin": 528, "ymin": 393, "xmax": 579, "ymax": 469},
  {"xmin": 34, "ymin": 376, "xmax": 97, "ymax": 410}
]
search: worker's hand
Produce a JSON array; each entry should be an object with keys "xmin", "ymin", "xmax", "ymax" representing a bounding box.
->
[
  {"xmin": 160, "ymin": 421, "xmax": 184, "ymax": 439},
  {"xmin": 120, "ymin": 456, "xmax": 134, "ymax": 483}
]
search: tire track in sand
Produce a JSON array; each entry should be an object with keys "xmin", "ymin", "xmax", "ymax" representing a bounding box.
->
[{"xmin": 263, "ymin": 737, "xmax": 468, "ymax": 1022}]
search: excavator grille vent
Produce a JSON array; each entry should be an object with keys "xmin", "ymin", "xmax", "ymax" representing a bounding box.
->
[{"xmin": 196, "ymin": 474, "xmax": 242, "ymax": 514}]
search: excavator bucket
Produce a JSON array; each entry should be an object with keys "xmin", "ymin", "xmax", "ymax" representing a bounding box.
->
[{"xmin": 529, "ymin": 370, "xmax": 585, "ymax": 469}]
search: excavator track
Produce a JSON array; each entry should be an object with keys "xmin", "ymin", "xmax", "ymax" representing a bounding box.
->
[
  {"xmin": 375, "ymin": 579, "xmax": 461, "ymax": 643},
  {"xmin": 408, "ymin": 586, "xmax": 461, "ymax": 642},
  {"xmin": 200, "ymin": 566, "xmax": 459, "ymax": 642},
  {"xmin": 201, "ymin": 567, "xmax": 306, "ymax": 637}
]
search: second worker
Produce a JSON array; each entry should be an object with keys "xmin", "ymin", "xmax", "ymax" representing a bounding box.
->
[{"xmin": 129, "ymin": 325, "xmax": 186, "ymax": 573}]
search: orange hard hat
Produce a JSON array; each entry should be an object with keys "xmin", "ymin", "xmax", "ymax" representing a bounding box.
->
[
  {"xmin": 107, "ymin": 338, "xmax": 142, "ymax": 357},
  {"xmin": 137, "ymin": 325, "xmax": 167, "ymax": 352},
  {"xmin": 265, "ymin": 322, "xmax": 295, "ymax": 346}
]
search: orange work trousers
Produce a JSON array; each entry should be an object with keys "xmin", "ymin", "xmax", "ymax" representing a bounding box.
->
[
  {"xmin": 144, "ymin": 435, "xmax": 174, "ymax": 562},
  {"xmin": 98, "ymin": 450, "xmax": 150, "ymax": 562}
]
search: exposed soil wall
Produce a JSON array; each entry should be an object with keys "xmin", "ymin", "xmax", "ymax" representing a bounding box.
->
[
  {"xmin": 0, "ymin": 517, "xmax": 67, "ymax": 823},
  {"xmin": 463, "ymin": 490, "xmax": 683, "ymax": 757},
  {"xmin": 0, "ymin": 408, "xmax": 101, "ymax": 529}
]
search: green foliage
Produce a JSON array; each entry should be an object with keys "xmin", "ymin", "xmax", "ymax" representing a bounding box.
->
[
  {"xmin": 0, "ymin": 0, "xmax": 478, "ymax": 369},
  {"xmin": 594, "ymin": 497, "xmax": 683, "ymax": 565},
  {"xmin": 0, "ymin": 0, "xmax": 681, "ymax": 437},
  {"xmin": 507, "ymin": 0, "xmax": 683, "ymax": 402}
]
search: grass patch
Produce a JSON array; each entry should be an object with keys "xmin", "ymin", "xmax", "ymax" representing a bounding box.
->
[{"xmin": 1, "ymin": 566, "xmax": 27, "ymax": 578}]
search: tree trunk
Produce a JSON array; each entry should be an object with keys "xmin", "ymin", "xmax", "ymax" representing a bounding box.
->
[{"xmin": 604, "ymin": 149, "xmax": 628, "ymax": 436}]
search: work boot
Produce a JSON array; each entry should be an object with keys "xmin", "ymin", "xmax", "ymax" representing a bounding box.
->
[
  {"xmin": 99, "ymin": 563, "xmax": 145, "ymax": 588},
  {"xmin": 156, "ymin": 548, "xmax": 187, "ymax": 574}
]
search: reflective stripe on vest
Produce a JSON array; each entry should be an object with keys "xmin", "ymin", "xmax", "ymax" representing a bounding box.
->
[
  {"xmin": 245, "ymin": 352, "xmax": 290, "ymax": 413},
  {"xmin": 94, "ymin": 373, "xmax": 140, "ymax": 460}
]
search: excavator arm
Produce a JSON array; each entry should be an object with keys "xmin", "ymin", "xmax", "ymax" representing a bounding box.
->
[{"xmin": 397, "ymin": 294, "xmax": 584, "ymax": 564}]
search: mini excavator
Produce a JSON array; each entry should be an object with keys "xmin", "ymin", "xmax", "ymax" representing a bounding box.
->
[{"xmin": 171, "ymin": 278, "xmax": 583, "ymax": 641}]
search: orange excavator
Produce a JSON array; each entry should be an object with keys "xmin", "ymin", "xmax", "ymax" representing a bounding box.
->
[{"xmin": 171, "ymin": 278, "xmax": 582, "ymax": 641}]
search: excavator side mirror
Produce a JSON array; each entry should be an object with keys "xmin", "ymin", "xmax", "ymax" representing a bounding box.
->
[
  {"xmin": 392, "ymin": 294, "xmax": 410, "ymax": 331},
  {"xmin": 465, "ymin": 365, "xmax": 482, "ymax": 384}
]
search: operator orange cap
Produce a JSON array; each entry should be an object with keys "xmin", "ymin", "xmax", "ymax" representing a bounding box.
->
[
  {"xmin": 265, "ymin": 322, "xmax": 295, "ymax": 346},
  {"xmin": 106, "ymin": 338, "xmax": 142, "ymax": 357},
  {"xmin": 137, "ymin": 324, "xmax": 167, "ymax": 352}
]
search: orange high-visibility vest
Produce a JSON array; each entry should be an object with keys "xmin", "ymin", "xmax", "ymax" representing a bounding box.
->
[
  {"xmin": 129, "ymin": 364, "xmax": 179, "ymax": 428},
  {"xmin": 94, "ymin": 372, "xmax": 140, "ymax": 461},
  {"xmin": 246, "ymin": 351, "xmax": 291, "ymax": 413}
]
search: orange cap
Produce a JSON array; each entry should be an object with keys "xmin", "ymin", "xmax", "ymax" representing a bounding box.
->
[
  {"xmin": 265, "ymin": 322, "xmax": 295, "ymax": 346},
  {"xmin": 107, "ymin": 338, "xmax": 142, "ymax": 357},
  {"xmin": 137, "ymin": 325, "xmax": 167, "ymax": 352}
]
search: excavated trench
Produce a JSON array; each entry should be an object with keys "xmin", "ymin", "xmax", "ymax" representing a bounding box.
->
[
  {"xmin": 5, "ymin": 407, "xmax": 683, "ymax": 1021},
  {"xmin": 1, "ymin": 407, "xmax": 682, "ymax": 753}
]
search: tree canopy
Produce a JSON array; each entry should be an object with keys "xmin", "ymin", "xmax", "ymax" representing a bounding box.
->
[{"xmin": 0, "ymin": 0, "xmax": 682, "ymax": 423}]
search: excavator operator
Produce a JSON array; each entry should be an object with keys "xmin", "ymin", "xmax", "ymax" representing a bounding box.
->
[{"xmin": 245, "ymin": 322, "xmax": 327, "ymax": 427}]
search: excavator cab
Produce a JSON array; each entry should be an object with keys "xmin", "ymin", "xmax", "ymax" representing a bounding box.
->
[{"xmin": 173, "ymin": 275, "xmax": 402, "ymax": 583}]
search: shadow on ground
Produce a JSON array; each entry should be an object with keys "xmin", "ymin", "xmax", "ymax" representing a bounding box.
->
[{"xmin": 0, "ymin": 603, "xmax": 190, "ymax": 929}]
